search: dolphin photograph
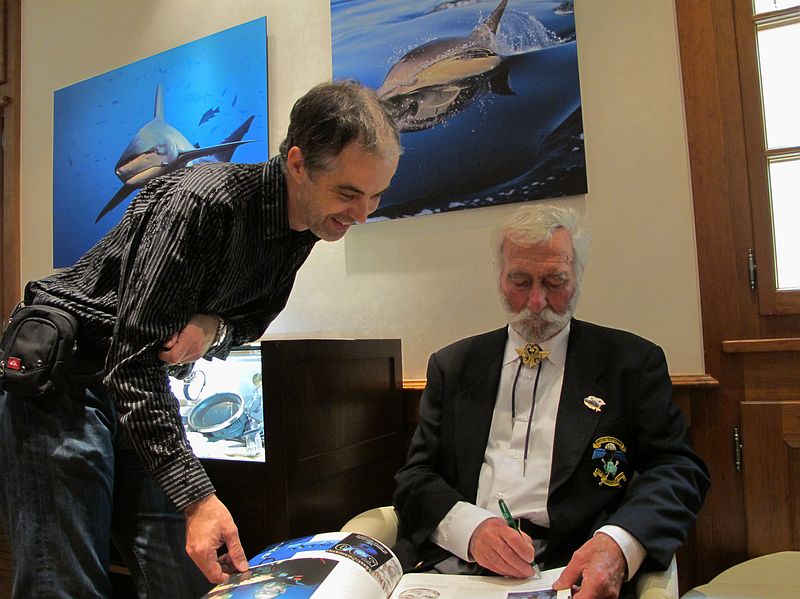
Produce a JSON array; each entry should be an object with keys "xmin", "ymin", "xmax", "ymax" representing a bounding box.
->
[
  {"xmin": 331, "ymin": 0, "xmax": 585, "ymax": 220},
  {"xmin": 52, "ymin": 17, "xmax": 268, "ymax": 268}
]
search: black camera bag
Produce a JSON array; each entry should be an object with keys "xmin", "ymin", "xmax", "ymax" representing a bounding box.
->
[{"xmin": 0, "ymin": 304, "xmax": 79, "ymax": 398}]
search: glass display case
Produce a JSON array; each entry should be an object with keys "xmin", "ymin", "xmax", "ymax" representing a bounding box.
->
[
  {"xmin": 168, "ymin": 345, "xmax": 265, "ymax": 462},
  {"xmin": 189, "ymin": 338, "xmax": 405, "ymax": 556}
]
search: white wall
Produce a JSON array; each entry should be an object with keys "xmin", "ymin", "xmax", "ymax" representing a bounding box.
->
[{"xmin": 20, "ymin": 0, "xmax": 703, "ymax": 379}]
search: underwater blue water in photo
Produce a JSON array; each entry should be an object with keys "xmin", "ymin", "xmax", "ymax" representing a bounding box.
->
[
  {"xmin": 53, "ymin": 18, "xmax": 268, "ymax": 268},
  {"xmin": 331, "ymin": 0, "xmax": 585, "ymax": 220}
]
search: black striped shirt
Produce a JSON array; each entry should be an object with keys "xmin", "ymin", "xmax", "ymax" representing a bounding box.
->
[{"xmin": 26, "ymin": 155, "xmax": 318, "ymax": 509}]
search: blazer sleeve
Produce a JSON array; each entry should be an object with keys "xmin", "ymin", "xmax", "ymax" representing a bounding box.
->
[
  {"xmin": 393, "ymin": 351, "xmax": 468, "ymax": 548},
  {"xmin": 604, "ymin": 344, "xmax": 710, "ymax": 569}
]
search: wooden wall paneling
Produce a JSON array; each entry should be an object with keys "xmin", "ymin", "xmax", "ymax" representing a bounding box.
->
[
  {"xmin": 0, "ymin": 0, "xmax": 19, "ymax": 593},
  {"xmin": 737, "ymin": 349, "xmax": 800, "ymax": 402},
  {"xmin": 674, "ymin": 0, "xmax": 763, "ymax": 580},
  {"xmin": 0, "ymin": 0, "xmax": 19, "ymax": 319},
  {"xmin": 740, "ymin": 401, "xmax": 800, "ymax": 556},
  {"xmin": 734, "ymin": 345, "xmax": 800, "ymax": 557}
]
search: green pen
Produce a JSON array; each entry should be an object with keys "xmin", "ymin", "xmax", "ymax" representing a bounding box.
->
[{"xmin": 498, "ymin": 498, "xmax": 542, "ymax": 579}]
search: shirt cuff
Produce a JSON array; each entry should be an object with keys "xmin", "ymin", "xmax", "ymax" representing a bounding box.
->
[
  {"xmin": 151, "ymin": 452, "xmax": 216, "ymax": 511},
  {"xmin": 596, "ymin": 525, "xmax": 647, "ymax": 581},
  {"xmin": 430, "ymin": 501, "xmax": 496, "ymax": 562}
]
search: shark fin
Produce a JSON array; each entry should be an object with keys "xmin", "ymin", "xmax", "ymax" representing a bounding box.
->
[
  {"xmin": 214, "ymin": 115, "xmax": 256, "ymax": 162},
  {"xmin": 175, "ymin": 140, "xmax": 256, "ymax": 168},
  {"xmin": 96, "ymin": 184, "xmax": 136, "ymax": 223}
]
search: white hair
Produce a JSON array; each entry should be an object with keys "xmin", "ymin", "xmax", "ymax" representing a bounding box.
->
[{"xmin": 493, "ymin": 203, "xmax": 590, "ymax": 281}]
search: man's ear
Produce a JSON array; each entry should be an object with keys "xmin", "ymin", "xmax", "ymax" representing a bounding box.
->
[{"xmin": 285, "ymin": 146, "xmax": 305, "ymax": 181}]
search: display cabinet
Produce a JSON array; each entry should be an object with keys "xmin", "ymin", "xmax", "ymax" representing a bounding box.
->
[{"xmin": 197, "ymin": 338, "xmax": 405, "ymax": 556}]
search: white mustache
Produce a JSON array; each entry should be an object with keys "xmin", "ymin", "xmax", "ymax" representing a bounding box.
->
[{"xmin": 503, "ymin": 289, "xmax": 579, "ymax": 342}]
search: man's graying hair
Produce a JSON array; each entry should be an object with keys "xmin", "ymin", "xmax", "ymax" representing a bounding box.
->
[
  {"xmin": 279, "ymin": 80, "xmax": 401, "ymax": 174},
  {"xmin": 495, "ymin": 204, "xmax": 590, "ymax": 281}
]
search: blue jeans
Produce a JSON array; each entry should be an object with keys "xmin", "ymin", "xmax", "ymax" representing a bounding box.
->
[{"xmin": 0, "ymin": 380, "xmax": 212, "ymax": 598}]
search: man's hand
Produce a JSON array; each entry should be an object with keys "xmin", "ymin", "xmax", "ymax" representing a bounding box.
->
[
  {"xmin": 553, "ymin": 532, "xmax": 627, "ymax": 599},
  {"xmin": 184, "ymin": 494, "xmax": 249, "ymax": 584},
  {"xmin": 468, "ymin": 517, "xmax": 536, "ymax": 578},
  {"xmin": 158, "ymin": 313, "xmax": 219, "ymax": 365}
]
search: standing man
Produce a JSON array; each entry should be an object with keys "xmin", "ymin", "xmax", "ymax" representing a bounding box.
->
[
  {"xmin": 392, "ymin": 204, "xmax": 709, "ymax": 599},
  {"xmin": 0, "ymin": 80, "xmax": 400, "ymax": 598}
]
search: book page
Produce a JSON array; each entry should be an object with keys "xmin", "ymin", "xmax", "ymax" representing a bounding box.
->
[
  {"xmin": 202, "ymin": 532, "xmax": 403, "ymax": 598},
  {"xmin": 389, "ymin": 568, "xmax": 571, "ymax": 599}
]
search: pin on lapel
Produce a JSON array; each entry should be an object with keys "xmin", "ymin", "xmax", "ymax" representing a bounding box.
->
[{"xmin": 584, "ymin": 395, "xmax": 605, "ymax": 412}]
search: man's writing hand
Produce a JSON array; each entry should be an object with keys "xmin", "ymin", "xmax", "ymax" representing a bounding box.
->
[
  {"xmin": 468, "ymin": 517, "xmax": 536, "ymax": 578},
  {"xmin": 158, "ymin": 313, "xmax": 219, "ymax": 365},
  {"xmin": 553, "ymin": 532, "xmax": 626, "ymax": 599},
  {"xmin": 184, "ymin": 494, "xmax": 249, "ymax": 584}
]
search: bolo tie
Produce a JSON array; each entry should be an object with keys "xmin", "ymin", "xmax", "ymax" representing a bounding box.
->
[{"xmin": 511, "ymin": 343, "xmax": 550, "ymax": 475}]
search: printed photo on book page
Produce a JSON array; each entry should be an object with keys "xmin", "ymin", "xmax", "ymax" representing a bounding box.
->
[
  {"xmin": 202, "ymin": 532, "xmax": 402, "ymax": 599},
  {"xmin": 388, "ymin": 569, "xmax": 571, "ymax": 599}
]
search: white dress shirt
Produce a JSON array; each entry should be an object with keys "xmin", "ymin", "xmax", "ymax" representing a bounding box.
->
[{"xmin": 430, "ymin": 324, "xmax": 646, "ymax": 579}]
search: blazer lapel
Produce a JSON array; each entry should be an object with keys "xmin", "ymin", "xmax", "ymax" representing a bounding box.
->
[
  {"xmin": 549, "ymin": 320, "xmax": 607, "ymax": 495},
  {"xmin": 455, "ymin": 327, "xmax": 507, "ymax": 502}
]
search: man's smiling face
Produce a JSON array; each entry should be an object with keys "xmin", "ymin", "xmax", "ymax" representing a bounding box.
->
[{"xmin": 287, "ymin": 142, "xmax": 399, "ymax": 242}]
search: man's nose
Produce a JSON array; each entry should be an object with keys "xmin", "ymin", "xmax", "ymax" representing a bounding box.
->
[
  {"xmin": 349, "ymin": 197, "xmax": 370, "ymax": 224},
  {"xmin": 527, "ymin": 285, "xmax": 547, "ymax": 312}
]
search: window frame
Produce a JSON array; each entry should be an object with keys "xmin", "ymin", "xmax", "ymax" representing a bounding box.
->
[{"xmin": 734, "ymin": 2, "xmax": 800, "ymax": 314}]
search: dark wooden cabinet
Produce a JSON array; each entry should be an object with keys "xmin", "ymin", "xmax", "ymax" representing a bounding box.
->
[
  {"xmin": 205, "ymin": 338, "xmax": 405, "ymax": 556},
  {"xmin": 727, "ymin": 342, "xmax": 800, "ymax": 558}
]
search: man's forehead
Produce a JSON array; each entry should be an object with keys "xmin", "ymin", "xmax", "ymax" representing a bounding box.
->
[{"xmin": 502, "ymin": 235, "xmax": 574, "ymax": 265}]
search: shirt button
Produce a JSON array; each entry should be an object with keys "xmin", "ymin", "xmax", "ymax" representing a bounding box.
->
[
  {"xmin": 513, "ymin": 453, "xmax": 520, "ymax": 460},
  {"xmin": 497, "ymin": 492, "xmax": 503, "ymax": 498},
  {"xmin": 521, "ymin": 415, "xmax": 529, "ymax": 422}
]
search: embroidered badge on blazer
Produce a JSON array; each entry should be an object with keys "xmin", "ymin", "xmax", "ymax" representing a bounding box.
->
[{"xmin": 591, "ymin": 436, "xmax": 628, "ymax": 487}]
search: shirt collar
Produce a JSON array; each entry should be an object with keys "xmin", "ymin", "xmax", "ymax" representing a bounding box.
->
[
  {"xmin": 503, "ymin": 321, "xmax": 571, "ymax": 371},
  {"xmin": 265, "ymin": 154, "xmax": 319, "ymax": 245}
]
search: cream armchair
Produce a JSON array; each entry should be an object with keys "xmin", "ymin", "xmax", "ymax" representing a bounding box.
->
[
  {"xmin": 342, "ymin": 506, "xmax": 679, "ymax": 599},
  {"xmin": 681, "ymin": 551, "xmax": 800, "ymax": 598}
]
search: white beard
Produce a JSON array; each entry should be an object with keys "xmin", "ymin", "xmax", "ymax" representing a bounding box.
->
[{"xmin": 504, "ymin": 289, "xmax": 578, "ymax": 343}]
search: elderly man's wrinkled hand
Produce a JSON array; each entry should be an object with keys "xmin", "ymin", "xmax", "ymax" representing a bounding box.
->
[
  {"xmin": 552, "ymin": 532, "xmax": 626, "ymax": 599},
  {"xmin": 468, "ymin": 517, "xmax": 536, "ymax": 579}
]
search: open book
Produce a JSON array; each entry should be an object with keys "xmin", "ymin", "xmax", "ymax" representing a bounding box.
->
[{"xmin": 202, "ymin": 531, "xmax": 571, "ymax": 598}]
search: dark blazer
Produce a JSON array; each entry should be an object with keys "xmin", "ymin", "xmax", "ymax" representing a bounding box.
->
[{"xmin": 392, "ymin": 319, "xmax": 709, "ymax": 580}]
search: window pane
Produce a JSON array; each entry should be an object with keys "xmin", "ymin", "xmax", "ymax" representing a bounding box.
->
[
  {"xmin": 757, "ymin": 19, "xmax": 800, "ymax": 149},
  {"xmin": 769, "ymin": 158, "xmax": 800, "ymax": 290},
  {"xmin": 754, "ymin": 0, "xmax": 800, "ymax": 13}
]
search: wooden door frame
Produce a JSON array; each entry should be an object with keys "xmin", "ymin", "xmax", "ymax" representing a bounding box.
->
[
  {"xmin": 0, "ymin": 0, "xmax": 20, "ymax": 318},
  {"xmin": 675, "ymin": 0, "xmax": 800, "ymax": 583}
]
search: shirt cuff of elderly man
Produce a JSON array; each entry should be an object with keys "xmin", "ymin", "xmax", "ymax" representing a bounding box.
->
[{"xmin": 431, "ymin": 500, "xmax": 645, "ymax": 580}]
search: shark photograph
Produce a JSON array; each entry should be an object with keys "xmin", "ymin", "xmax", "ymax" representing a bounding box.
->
[
  {"xmin": 331, "ymin": 0, "xmax": 585, "ymax": 220},
  {"xmin": 52, "ymin": 18, "xmax": 268, "ymax": 268},
  {"xmin": 96, "ymin": 83, "xmax": 255, "ymax": 223}
]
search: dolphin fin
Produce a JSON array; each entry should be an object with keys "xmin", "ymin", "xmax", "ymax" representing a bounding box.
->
[
  {"xmin": 96, "ymin": 183, "xmax": 136, "ymax": 223},
  {"xmin": 154, "ymin": 83, "xmax": 165, "ymax": 121},
  {"xmin": 483, "ymin": 0, "xmax": 509, "ymax": 34},
  {"xmin": 488, "ymin": 63, "xmax": 515, "ymax": 96}
]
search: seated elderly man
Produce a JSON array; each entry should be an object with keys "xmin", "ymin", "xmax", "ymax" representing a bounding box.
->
[{"xmin": 392, "ymin": 204, "xmax": 709, "ymax": 599}]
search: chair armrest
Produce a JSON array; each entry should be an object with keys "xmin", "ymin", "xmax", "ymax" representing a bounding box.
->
[
  {"xmin": 340, "ymin": 506, "xmax": 400, "ymax": 547},
  {"xmin": 637, "ymin": 555, "xmax": 678, "ymax": 599}
]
